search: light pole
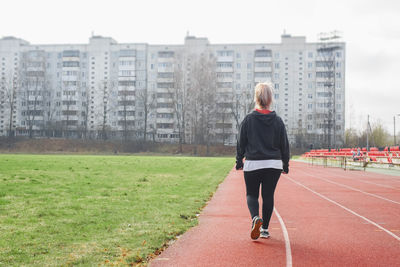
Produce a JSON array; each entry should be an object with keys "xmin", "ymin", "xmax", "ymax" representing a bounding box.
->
[{"xmin": 395, "ymin": 114, "xmax": 400, "ymax": 146}]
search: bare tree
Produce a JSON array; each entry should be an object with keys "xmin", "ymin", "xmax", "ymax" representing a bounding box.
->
[
  {"xmin": 0, "ymin": 72, "xmax": 18, "ymax": 137},
  {"xmin": 170, "ymin": 53, "xmax": 186, "ymax": 152},
  {"xmin": 42, "ymin": 87, "xmax": 57, "ymax": 138},
  {"xmin": 80, "ymin": 84, "xmax": 90, "ymax": 139},
  {"xmin": 186, "ymin": 52, "xmax": 218, "ymax": 154},
  {"xmin": 117, "ymin": 85, "xmax": 135, "ymax": 141},
  {"xmin": 215, "ymin": 98, "xmax": 232, "ymax": 145},
  {"xmin": 61, "ymin": 82, "xmax": 78, "ymax": 138},
  {"xmin": 20, "ymin": 50, "xmax": 48, "ymax": 138},
  {"xmin": 228, "ymin": 86, "xmax": 254, "ymax": 131},
  {"xmin": 136, "ymin": 87, "xmax": 156, "ymax": 142},
  {"xmin": 95, "ymin": 80, "xmax": 115, "ymax": 140}
]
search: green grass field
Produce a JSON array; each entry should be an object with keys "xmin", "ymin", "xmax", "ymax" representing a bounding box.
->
[{"xmin": 0, "ymin": 154, "xmax": 233, "ymax": 266}]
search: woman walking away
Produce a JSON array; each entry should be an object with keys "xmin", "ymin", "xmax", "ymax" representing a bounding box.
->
[{"xmin": 236, "ymin": 82, "xmax": 290, "ymax": 240}]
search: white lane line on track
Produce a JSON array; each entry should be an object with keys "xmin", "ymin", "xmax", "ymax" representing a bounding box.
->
[
  {"xmin": 310, "ymin": 168, "xmax": 397, "ymax": 189},
  {"xmin": 349, "ymin": 179, "xmax": 397, "ymax": 189},
  {"xmin": 286, "ymin": 175, "xmax": 400, "ymax": 242},
  {"xmin": 296, "ymin": 170, "xmax": 400, "ymax": 205},
  {"xmin": 274, "ymin": 207, "xmax": 292, "ymax": 267},
  {"xmin": 301, "ymin": 162, "xmax": 400, "ymax": 182}
]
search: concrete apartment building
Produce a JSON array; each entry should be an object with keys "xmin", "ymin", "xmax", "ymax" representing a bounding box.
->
[{"xmin": 0, "ymin": 33, "xmax": 345, "ymax": 147}]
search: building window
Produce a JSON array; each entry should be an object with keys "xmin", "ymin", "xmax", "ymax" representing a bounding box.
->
[{"xmin": 308, "ymin": 52, "xmax": 313, "ymax": 58}]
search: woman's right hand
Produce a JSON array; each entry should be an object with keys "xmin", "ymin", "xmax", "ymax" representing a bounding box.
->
[{"xmin": 235, "ymin": 160, "xmax": 243, "ymax": 170}]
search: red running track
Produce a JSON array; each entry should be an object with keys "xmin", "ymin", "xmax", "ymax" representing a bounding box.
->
[{"xmin": 150, "ymin": 161, "xmax": 400, "ymax": 267}]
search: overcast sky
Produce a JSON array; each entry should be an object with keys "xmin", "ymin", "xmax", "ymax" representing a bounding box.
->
[{"xmin": 2, "ymin": 0, "xmax": 400, "ymax": 132}]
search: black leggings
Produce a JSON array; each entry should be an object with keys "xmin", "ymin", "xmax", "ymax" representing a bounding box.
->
[{"xmin": 244, "ymin": 168, "xmax": 281, "ymax": 229}]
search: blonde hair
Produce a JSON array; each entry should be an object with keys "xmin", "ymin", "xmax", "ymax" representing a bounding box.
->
[{"xmin": 254, "ymin": 82, "xmax": 274, "ymax": 109}]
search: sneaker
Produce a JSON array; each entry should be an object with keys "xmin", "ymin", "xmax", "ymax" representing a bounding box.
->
[
  {"xmin": 251, "ymin": 216, "xmax": 263, "ymax": 240},
  {"xmin": 260, "ymin": 227, "xmax": 270, "ymax": 239}
]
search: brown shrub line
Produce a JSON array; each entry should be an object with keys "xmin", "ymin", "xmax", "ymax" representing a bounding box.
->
[{"xmin": 0, "ymin": 138, "xmax": 235, "ymax": 157}]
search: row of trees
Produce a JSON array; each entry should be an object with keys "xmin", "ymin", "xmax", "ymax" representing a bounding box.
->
[
  {"xmin": 0, "ymin": 50, "xmax": 255, "ymax": 147},
  {"xmin": 344, "ymin": 120, "xmax": 398, "ymax": 148}
]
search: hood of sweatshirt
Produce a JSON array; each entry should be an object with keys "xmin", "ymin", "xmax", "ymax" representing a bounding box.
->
[{"xmin": 251, "ymin": 110, "xmax": 277, "ymax": 126}]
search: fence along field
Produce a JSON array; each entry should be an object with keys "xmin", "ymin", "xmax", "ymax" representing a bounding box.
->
[{"xmin": 0, "ymin": 154, "xmax": 233, "ymax": 266}]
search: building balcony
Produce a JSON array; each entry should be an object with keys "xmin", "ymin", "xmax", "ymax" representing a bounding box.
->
[
  {"xmin": 157, "ymin": 98, "xmax": 173, "ymax": 104},
  {"xmin": 157, "ymin": 67, "xmax": 174, "ymax": 73},
  {"xmin": 216, "ymin": 87, "xmax": 233, "ymax": 93},
  {"xmin": 213, "ymin": 128, "xmax": 234, "ymax": 134},
  {"xmin": 117, "ymin": 107, "xmax": 135, "ymax": 113},
  {"xmin": 157, "ymin": 57, "xmax": 174, "ymax": 63},
  {"xmin": 26, "ymin": 66, "xmax": 45, "ymax": 72},
  {"xmin": 62, "ymin": 56, "xmax": 80, "ymax": 61},
  {"xmin": 156, "ymin": 88, "xmax": 173, "ymax": 94},
  {"xmin": 61, "ymin": 76, "xmax": 79, "ymax": 81},
  {"xmin": 118, "ymin": 65, "xmax": 136, "ymax": 71},
  {"xmin": 316, "ymin": 66, "xmax": 334, "ymax": 72},
  {"xmin": 118, "ymin": 54, "xmax": 136, "ymax": 60},
  {"xmin": 216, "ymin": 56, "xmax": 234, "ymax": 62},
  {"xmin": 27, "ymin": 95, "xmax": 43, "ymax": 101},
  {"xmin": 61, "ymin": 115, "xmax": 79, "ymax": 121},
  {"xmin": 316, "ymin": 56, "xmax": 335, "ymax": 62},
  {"xmin": 156, "ymin": 117, "xmax": 175, "ymax": 123},
  {"xmin": 316, "ymin": 77, "xmax": 334, "ymax": 83},
  {"xmin": 216, "ymin": 67, "xmax": 233, "ymax": 72},
  {"xmin": 118, "ymin": 71, "xmax": 136, "ymax": 77},
  {"xmin": 118, "ymin": 76, "xmax": 136, "ymax": 82},
  {"xmin": 254, "ymin": 76, "xmax": 272, "ymax": 83},
  {"xmin": 156, "ymin": 107, "xmax": 174, "ymax": 113},
  {"xmin": 254, "ymin": 56, "xmax": 272, "ymax": 62},
  {"xmin": 217, "ymin": 77, "xmax": 233, "ymax": 82},
  {"xmin": 254, "ymin": 67, "xmax": 272, "ymax": 72},
  {"xmin": 157, "ymin": 77, "xmax": 174, "ymax": 83},
  {"xmin": 61, "ymin": 107, "xmax": 80, "ymax": 113},
  {"xmin": 117, "ymin": 95, "xmax": 136, "ymax": 101},
  {"xmin": 117, "ymin": 115, "xmax": 135, "ymax": 119}
]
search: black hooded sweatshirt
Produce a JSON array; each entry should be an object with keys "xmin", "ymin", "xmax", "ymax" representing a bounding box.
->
[{"xmin": 236, "ymin": 110, "xmax": 290, "ymax": 169}]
